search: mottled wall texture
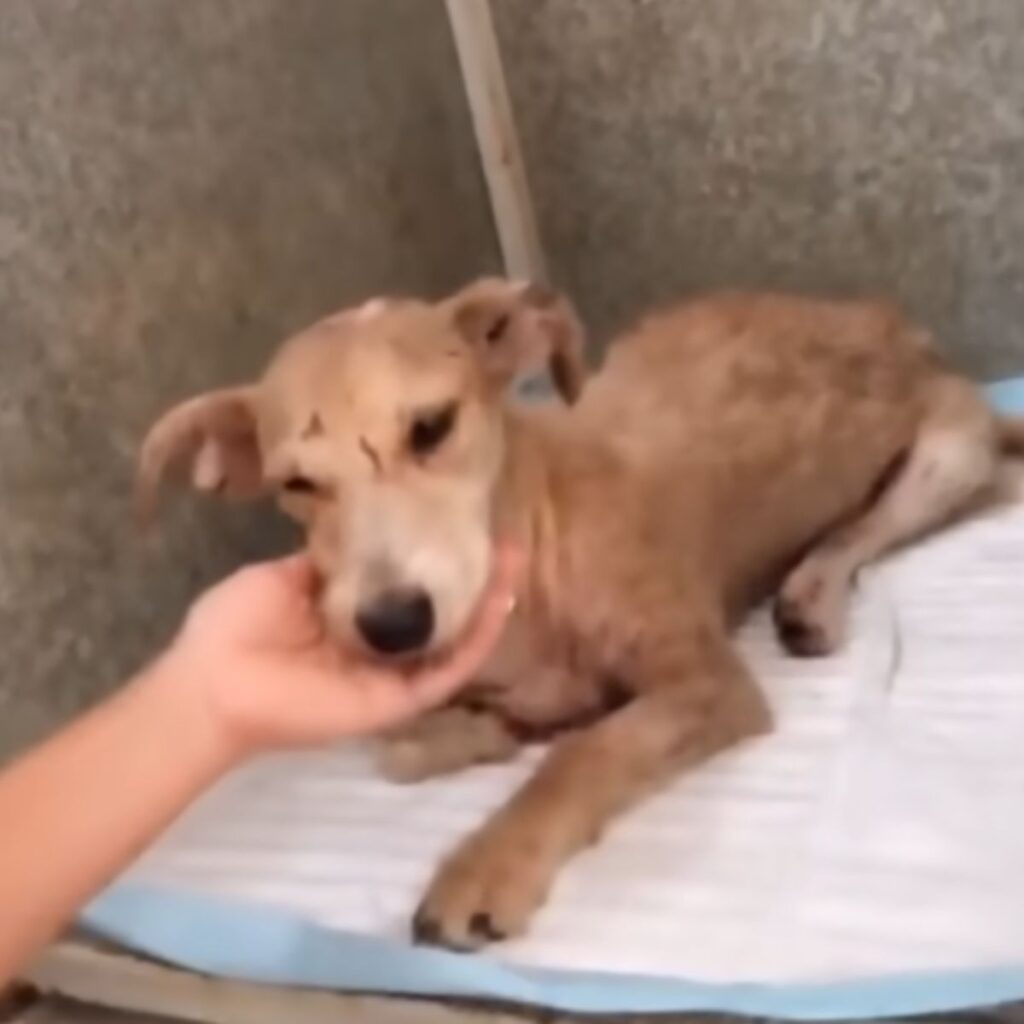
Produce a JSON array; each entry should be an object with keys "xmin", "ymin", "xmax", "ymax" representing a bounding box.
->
[
  {"xmin": 5, "ymin": 1, "xmax": 1024, "ymax": 756},
  {"xmin": 493, "ymin": 0, "xmax": 1024, "ymax": 378},
  {"xmin": 0, "ymin": 0, "xmax": 498, "ymax": 757}
]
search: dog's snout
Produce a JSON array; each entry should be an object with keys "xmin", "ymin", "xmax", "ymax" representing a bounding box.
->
[{"xmin": 356, "ymin": 588, "xmax": 435, "ymax": 656}]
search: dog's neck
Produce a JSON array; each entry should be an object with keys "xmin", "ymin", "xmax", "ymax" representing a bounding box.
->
[
  {"xmin": 485, "ymin": 403, "xmax": 643, "ymax": 693},
  {"xmin": 486, "ymin": 405, "xmax": 584, "ymax": 670},
  {"xmin": 490, "ymin": 404, "xmax": 618, "ymax": 624},
  {"xmin": 492, "ymin": 406, "xmax": 561, "ymax": 567}
]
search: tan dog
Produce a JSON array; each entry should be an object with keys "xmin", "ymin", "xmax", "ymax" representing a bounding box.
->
[{"xmin": 139, "ymin": 281, "xmax": 1024, "ymax": 950}]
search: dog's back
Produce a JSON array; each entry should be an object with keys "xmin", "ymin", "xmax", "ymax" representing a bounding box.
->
[{"xmin": 572, "ymin": 291, "xmax": 961, "ymax": 609}]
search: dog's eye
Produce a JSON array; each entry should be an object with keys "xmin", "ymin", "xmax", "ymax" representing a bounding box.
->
[
  {"xmin": 282, "ymin": 475, "xmax": 317, "ymax": 495},
  {"xmin": 409, "ymin": 402, "xmax": 458, "ymax": 457}
]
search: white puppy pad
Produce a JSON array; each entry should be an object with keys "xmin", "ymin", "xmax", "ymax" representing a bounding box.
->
[{"xmin": 87, "ymin": 494, "xmax": 1024, "ymax": 1014}]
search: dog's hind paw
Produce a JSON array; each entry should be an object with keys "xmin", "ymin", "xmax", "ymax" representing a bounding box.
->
[{"xmin": 773, "ymin": 558, "xmax": 848, "ymax": 658}]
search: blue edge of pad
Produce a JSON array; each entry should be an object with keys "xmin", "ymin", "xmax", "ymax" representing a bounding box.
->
[{"xmin": 82, "ymin": 378, "xmax": 1024, "ymax": 1019}]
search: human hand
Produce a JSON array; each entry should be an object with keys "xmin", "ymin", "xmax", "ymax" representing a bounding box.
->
[{"xmin": 155, "ymin": 543, "xmax": 522, "ymax": 759}]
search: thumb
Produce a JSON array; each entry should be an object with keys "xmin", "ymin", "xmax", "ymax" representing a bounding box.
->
[
  {"xmin": 269, "ymin": 552, "xmax": 321, "ymax": 595},
  {"xmin": 272, "ymin": 541, "xmax": 525, "ymax": 740}
]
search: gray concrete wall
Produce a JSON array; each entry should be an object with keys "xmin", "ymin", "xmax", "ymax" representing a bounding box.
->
[
  {"xmin": 0, "ymin": 0, "xmax": 499, "ymax": 757},
  {"xmin": 7, "ymin": 0, "xmax": 1024, "ymax": 757},
  {"xmin": 493, "ymin": 0, "xmax": 1024, "ymax": 378}
]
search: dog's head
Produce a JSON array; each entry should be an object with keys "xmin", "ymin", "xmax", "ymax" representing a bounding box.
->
[{"xmin": 138, "ymin": 278, "xmax": 586, "ymax": 660}]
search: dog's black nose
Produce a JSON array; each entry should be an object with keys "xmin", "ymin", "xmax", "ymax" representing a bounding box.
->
[{"xmin": 356, "ymin": 588, "xmax": 435, "ymax": 656}]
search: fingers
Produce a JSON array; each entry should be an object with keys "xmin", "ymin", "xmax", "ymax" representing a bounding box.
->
[
  {"xmin": 236, "ymin": 551, "xmax": 323, "ymax": 610},
  {"xmin": 298, "ymin": 540, "xmax": 523, "ymax": 736},
  {"xmin": 268, "ymin": 551, "xmax": 320, "ymax": 593},
  {"xmin": 215, "ymin": 552, "xmax": 323, "ymax": 648},
  {"xmin": 255, "ymin": 540, "xmax": 525, "ymax": 743}
]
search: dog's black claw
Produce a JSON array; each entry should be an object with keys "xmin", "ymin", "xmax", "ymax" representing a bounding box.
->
[
  {"xmin": 469, "ymin": 911, "xmax": 506, "ymax": 943},
  {"xmin": 772, "ymin": 601, "xmax": 828, "ymax": 658},
  {"xmin": 411, "ymin": 909, "xmax": 480, "ymax": 952},
  {"xmin": 411, "ymin": 909, "xmax": 443, "ymax": 946}
]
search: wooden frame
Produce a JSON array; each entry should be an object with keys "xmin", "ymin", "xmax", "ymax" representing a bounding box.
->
[
  {"xmin": 444, "ymin": 0, "xmax": 547, "ymax": 282},
  {"xmin": 24, "ymin": 939, "xmax": 538, "ymax": 1024}
]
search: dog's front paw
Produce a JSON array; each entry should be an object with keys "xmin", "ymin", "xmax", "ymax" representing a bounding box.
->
[
  {"xmin": 773, "ymin": 558, "xmax": 849, "ymax": 657},
  {"xmin": 411, "ymin": 823, "xmax": 555, "ymax": 951},
  {"xmin": 376, "ymin": 707, "xmax": 520, "ymax": 784}
]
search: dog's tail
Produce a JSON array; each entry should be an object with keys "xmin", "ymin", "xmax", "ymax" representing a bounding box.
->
[{"xmin": 998, "ymin": 415, "xmax": 1024, "ymax": 457}]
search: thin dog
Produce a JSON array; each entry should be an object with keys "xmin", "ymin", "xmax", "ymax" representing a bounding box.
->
[{"xmin": 139, "ymin": 280, "xmax": 1024, "ymax": 950}]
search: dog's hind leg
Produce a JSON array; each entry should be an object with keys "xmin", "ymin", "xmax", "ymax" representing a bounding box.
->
[{"xmin": 774, "ymin": 377, "xmax": 998, "ymax": 657}]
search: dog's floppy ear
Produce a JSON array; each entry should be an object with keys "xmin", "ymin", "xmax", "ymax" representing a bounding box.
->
[
  {"xmin": 136, "ymin": 385, "xmax": 264, "ymax": 522},
  {"xmin": 448, "ymin": 278, "xmax": 587, "ymax": 403}
]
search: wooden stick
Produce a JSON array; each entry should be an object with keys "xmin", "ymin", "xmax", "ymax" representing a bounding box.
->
[
  {"xmin": 25, "ymin": 939, "xmax": 531, "ymax": 1024},
  {"xmin": 445, "ymin": 0, "xmax": 547, "ymax": 282}
]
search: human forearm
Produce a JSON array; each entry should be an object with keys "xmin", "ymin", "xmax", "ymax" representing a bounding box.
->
[
  {"xmin": 0, "ymin": 546, "xmax": 519, "ymax": 984},
  {"xmin": 0, "ymin": 659, "xmax": 236, "ymax": 983}
]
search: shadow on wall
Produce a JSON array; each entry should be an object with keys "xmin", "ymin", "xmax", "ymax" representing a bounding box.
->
[
  {"xmin": 493, "ymin": 0, "xmax": 1024, "ymax": 377},
  {"xmin": 0, "ymin": 0, "xmax": 499, "ymax": 757}
]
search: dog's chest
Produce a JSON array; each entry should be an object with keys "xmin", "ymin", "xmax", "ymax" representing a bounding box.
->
[{"xmin": 460, "ymin": 610, "xmax": 630, "ymax": 736}]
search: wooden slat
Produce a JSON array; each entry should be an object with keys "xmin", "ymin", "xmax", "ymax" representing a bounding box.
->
[
  {"xmin": 11, "ymin": 996, "xmax": 180, "ymax": 1023},
  {"xmin": 22, "ymin": 939, "xmax": 1024, "ymax": 1023},
  {"xmin": 444, "ymin": 0, "xmax": 547, "ymax": 282},
  {"xmin": 24, "ymin": 941, "xmax": 530, "ymax": 1024}
]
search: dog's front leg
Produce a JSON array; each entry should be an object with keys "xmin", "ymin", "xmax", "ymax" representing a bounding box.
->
[
  {"xmin": 376, "ymin": 705, "xmax": 522, "ymax": 783},
  {"xmin": 411, "ymin": 633, "xmax": 771, "ymax": 950}
]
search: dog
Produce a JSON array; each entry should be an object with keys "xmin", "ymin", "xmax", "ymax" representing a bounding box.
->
[{"xmin": 138, "ymin": 279, "xmax": 1024, "ymax": 951}]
